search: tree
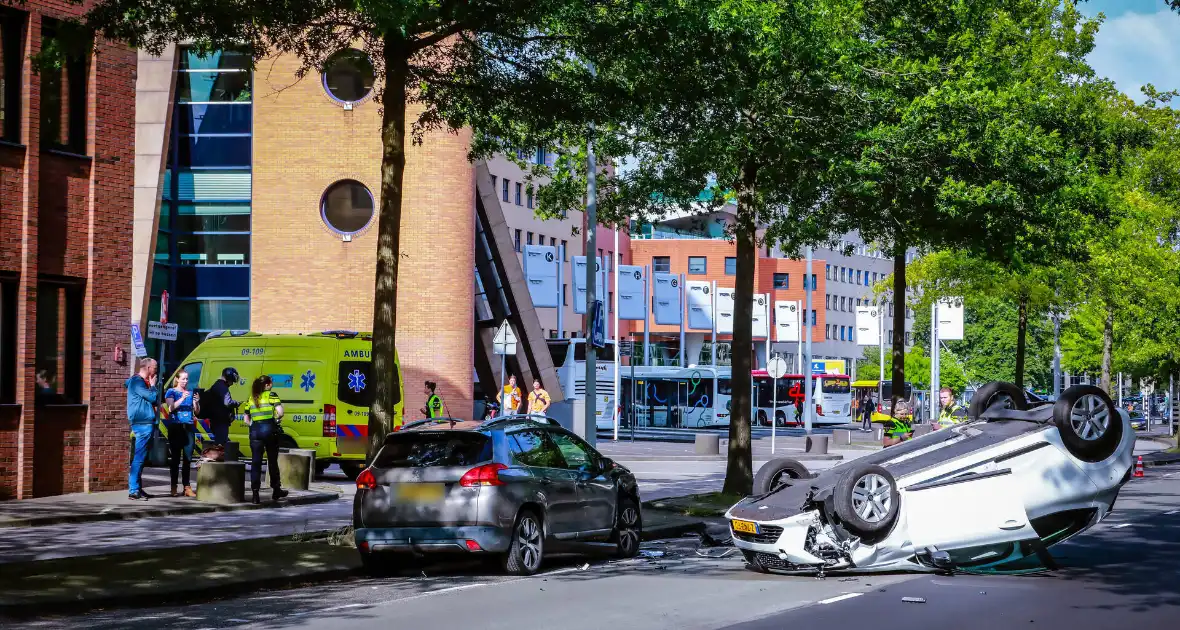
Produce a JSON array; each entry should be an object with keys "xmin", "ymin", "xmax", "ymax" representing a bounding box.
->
[
  {"xmin": 856, "ymin": 345, "xmax": 968, "ymax": 396},
  {"xmin": 82, "ymin": 0, "xmax": 603, "ymax": 456}
]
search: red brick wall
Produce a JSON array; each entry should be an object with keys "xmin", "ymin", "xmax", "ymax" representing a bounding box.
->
[{"xmin": 0, "ymin": 1, "xmax": 136, "ymax": 499}]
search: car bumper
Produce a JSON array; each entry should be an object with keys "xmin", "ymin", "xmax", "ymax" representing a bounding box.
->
[
  {"xmin": 725, "ymin": 511, "xmax": 826, "ymax": 566},
  {"xmin": 355, "ymin": 526, "xmax": 512, "ymax": 554}
]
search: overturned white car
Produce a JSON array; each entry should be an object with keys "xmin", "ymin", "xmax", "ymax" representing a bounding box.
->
[{"xmin": 726, "ymin": 383, "xmax": 1134, "ymax": 575}]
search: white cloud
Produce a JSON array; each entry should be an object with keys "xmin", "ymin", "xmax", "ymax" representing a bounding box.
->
[{"xmin": 1087, "ymin": 9, "xmax": 1180, "ymax": 101}]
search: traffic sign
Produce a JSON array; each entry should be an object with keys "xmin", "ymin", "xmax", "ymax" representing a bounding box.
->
[
  {"xmin": 493, "ymin": 321, "xmax": 517, "ymax": 356},
  {"xmin": 130, "ymin": 324, "xmax": 148, "ymax": 357},
  {"xmin": 619, "ymin": 340, "xmax": 634, "ymax": 358},
  {"xmin": 147, "ymin": 321, "xmax": 178, "ymax": 341},
  {"xmin": 767, "ymin": 356, "xmax": 789, "ymax": 380}
]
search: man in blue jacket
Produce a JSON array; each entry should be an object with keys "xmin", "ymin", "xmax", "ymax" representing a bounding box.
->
[{"xmin": 126, "ymin": 358, "xmax": 159, "ymax": 500}]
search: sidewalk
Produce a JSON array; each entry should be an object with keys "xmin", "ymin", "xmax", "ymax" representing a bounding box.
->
[{"xmin": 599, "ymin": 436, "xmax": 880, "ymax": 463}]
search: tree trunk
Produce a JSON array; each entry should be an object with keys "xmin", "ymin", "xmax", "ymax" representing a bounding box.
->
[
  {"xmin": 1100, "ymin": 303, "xmax": 1113, "ymax": 394},
  {"xmin": 1015, "ymin": 294, "xmax": 1027, "ymax": 391},
  {"xmin": 368, "ymin": 38, "xmax": 410, "ymax": 460},
  {"xmin": 890, "ymin": 252, "xmax": 906, "ymax": 418},
  {"xmin": 723, "ymin": 159, "xmax": 759, "ymax": 496}
]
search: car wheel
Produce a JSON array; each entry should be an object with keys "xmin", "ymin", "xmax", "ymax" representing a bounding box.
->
[
  {"xmin": 360, "ymin": 551, "xmax": 397, "ymax": 578},
  {"xmin": 968, "ymin": 381, "xmax": 1028, "ymax": 419},
  {"xmin": 340, "ymin": 462, "xmax": 364, "ymax": 481},
  {"xmin": 757, "ymin": 410, "xmax": 769, "ymax": 427},
  {"xmin": 504, "ymin": 509, "xmax": 544, "ymax": 576},
  {"xmin": 1053, "ymin": 385, "xmax": 1122, "ymax": 463},
  {"xmin": 753, "ymin": 458, "xmax": 811, "ymax": 495},
  {"xmin": 834, "ymin": 463, "xmax": 899, "ymax": 537},
  {"xmin": 612, "ymin": 497, "xmax": 642, "ymax": 559},
  {"xmin": 314, "ymin": 460, "xmax": 330, "ymax": 477},
  {"xmin": 775, "ymin": 411, "xmax": 787, "ymax": 427}
]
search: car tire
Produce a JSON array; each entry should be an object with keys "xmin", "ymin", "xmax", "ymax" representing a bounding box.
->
[
  {"xmin": 833, "ymin": 463, "xmax": 899, "ymax": 537},
  {"xmin": 1053, "ymin": 385, "xmax": 1123, "ymax": 463},
  {"xmin": 968, "ymin": 381, "xmax": 1028, "ymax": 419},
  {"xmin": 612, "ymin": 496, "xmax": 642, "ymax": 559},
  {"xmin": 753, "ymin": 458, "xmax": 811, "ymax": 495},
  {"xmin": 503, "ymin": 509, "xmax": 544, "ymax": 576},
  {"xmin": 757, "ymin": 410, "xmax": 769, "ymax": 427},
  {"xmin": 340, "ymin": 462, "xmax": 364, "ymax": 481},
  {"xmin": 314, "ymin": 460, "xmax": 330, "ymax": 477},
  {"xmin": 775, "ymin": 411, "xmax": 787, "ymax": 427}
]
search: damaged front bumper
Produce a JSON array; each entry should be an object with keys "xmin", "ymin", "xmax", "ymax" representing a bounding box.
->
[{"xmin": 725, "ymin": 509, "xmax": 856, "ymax": 572}]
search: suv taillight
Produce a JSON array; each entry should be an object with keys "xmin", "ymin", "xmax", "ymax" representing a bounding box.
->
[
  {"xmin": 460, "ymin": 463, "xmax": 508, "ymax": 487},
  {"xmin": 356, "ymin": 468, "xmax": 376, "ymax": 490},
  {"xmin": 323, "ymin": 405, "xmax": 337, "ymax": 437}
]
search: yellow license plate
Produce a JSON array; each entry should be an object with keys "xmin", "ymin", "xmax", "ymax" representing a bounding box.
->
[
  {"xmin": 395, "ymin": 483, "xmax": 445, "ymax": 502},
  {"xmin": 732, "ymin": 519, "xmax": 759, "ymax": 534}
]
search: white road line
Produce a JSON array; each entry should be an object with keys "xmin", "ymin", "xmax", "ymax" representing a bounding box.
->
[
  {"xmin": 1113, "ymin": 523, "xmax": 1134, "ymax": 529},
  {"xmin": 818, "ymin": 593, "xmax": 863, "ymax": 605},
  {"xmin": 1164, "ymin": 510, "xmax": 1179, "ymax": 515},
  {"xmin": 316, "ymin": 603, "xmax": 371, "ymax": 613}
]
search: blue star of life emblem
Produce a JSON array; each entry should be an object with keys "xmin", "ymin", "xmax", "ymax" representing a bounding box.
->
[
  {"xmin": 348, "ymin": 370, "xmax": 366, "ymax": 393},
  {"xmin": 300, "ymin": 370, "xmax": 316, "ymax": 392}
]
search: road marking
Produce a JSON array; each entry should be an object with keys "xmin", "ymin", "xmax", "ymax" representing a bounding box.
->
[
  {"xmin": 317, "ymin": 603, "xmax": 370, "ymax": 613},
  {"xmin": 818, "ymin": 593, "xmax": 863, "ymax": 605},
  {"xmin": 1113, "ymin": 523, "xmax": 1134, "ymax": 529},
  {"xmin": 1164, "ymin": 510, "xmax": 1179, "ymax": 515}
]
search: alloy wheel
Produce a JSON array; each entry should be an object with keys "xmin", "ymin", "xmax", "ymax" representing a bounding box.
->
[
  {"xmin": 851, "ymin": 473, "xmax": 893, "ymax": 523},
  {"xmin": 517, "ymin": 516, "xmax": 542, "ymax": 571},
  {"xmin": 1070, "ymin": 394, "xmax": 1110, "ymax": 442},
  {"xmin": 618, "ymin": 506, "xmax": 640, "ymax": 555}
]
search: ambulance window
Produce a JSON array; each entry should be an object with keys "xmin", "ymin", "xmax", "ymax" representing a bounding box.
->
[
  {"xmin": 179, "ymin": 362, "xmax": 202, "ymax": 388},
  {"xmin": 337, "ymin": 361, "xmax": 395, "ymax": 407}
]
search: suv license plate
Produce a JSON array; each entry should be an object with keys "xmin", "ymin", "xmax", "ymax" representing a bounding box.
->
[
  {"xmin": 396, "ymin": 483, "xmax": 445, "ymax": 502},
  {"xmin": 732, "ymin": 519, "xmax": 759, "ymax": 534}
]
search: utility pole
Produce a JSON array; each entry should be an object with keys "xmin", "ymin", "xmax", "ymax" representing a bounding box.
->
[
  {"xmin": 803, "ymin": 247, "xmax": 814, "ymax": 435},
  {"xmin": 584, "ymin": 61, "xmax": 598, "ymax": 446}
]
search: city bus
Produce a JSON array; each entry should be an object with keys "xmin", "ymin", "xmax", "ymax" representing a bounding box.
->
[
  {"xmin": 752, "ymin": 371, "xmax": 853, "ymax": 427},
  {"xmin": 547, "ymin": 338, "xmax": 617, "ymax": 429},
  {"xmin": 618, "ymin": 366, "xmax": 730, "ymax": 429}
]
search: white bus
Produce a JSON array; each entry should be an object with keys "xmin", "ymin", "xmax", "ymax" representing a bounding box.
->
[
  {"xmin": 618, "ymin": 366, "xmax": 732, "ymax": 430},
  {"xmin": 547, "ymin": 338, "xmax": 617, "ymax": 429},
  {"xmin": 752, "ymin": 371, "xmax": 853, "ymax": 428}
]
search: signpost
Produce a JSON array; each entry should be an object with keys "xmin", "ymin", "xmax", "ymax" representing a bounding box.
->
[
  {"xmin": 493, "ymin": 321, "xmax": 517, "ymax": 416},
  {"xmin": 145, "ymin": 290, "xmax": 176, "ymax": 374},
  {"xmin": 130, "ymin": 324, "xmax": 148, "ymax": 358},
  {"xmin": 620, "ymin": 340, "xmax": 635, "ymax": 442},
  {"xmin": 767, "ymin": 356, "xmax": 788, "ymax": 454}
]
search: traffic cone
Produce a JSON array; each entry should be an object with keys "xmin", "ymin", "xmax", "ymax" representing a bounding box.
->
[{"xmin": 1134, "ymin": 455, "xmax": 1145, "ymax": 478}]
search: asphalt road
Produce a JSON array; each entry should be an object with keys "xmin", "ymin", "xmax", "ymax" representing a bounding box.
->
[{"xmin": 17, "ymin": 462, "xmax": 1180, "ymax": 630}]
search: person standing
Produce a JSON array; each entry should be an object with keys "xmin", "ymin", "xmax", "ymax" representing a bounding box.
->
[
  {"xmin": 164, "ymin": 371, "xmax": 197, "ymax": 497},
  {"xmin": 861, "ymin": 393, "xmax": 875, "ymax": 431},
  {"xmin": 937, "ymin": 386, "xmax": 967, "ymax": 429},
  {"xmin": 421, "ymin": 381, "xmax": 446, "ymax": 420},
  {"xmin": 246, "ymin": 375, "xmax": 288, "ymax": 504},
  {"xmin": 199, "ymin": 367, "xmax": 240, "ymax": 446},
  {"xmin": 125, "ymin": 358, "xmax": 159, "ymax": 500},
  {"xmin": 883, "ymin": 399, "xmax": 913, "ymax": 447},
  {"xmin": 497, "ymin": 374, "xmax": 523, "ymax": 415},
  {"xmin": 527, "ymin": 379, "xmax": 552, "ymax": 416}
]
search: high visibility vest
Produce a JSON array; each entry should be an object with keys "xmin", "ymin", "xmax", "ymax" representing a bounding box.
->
[
  {"xmin": 427, "ymin": 394, "xmax": 445, "ymax": 418},
  {"xmin": 939, "ymin": 403, "xmax": 965, "ymax": 425},
  {"xmin": 249, "ymin": 391, "xmax": 281, "ymax": 422}
]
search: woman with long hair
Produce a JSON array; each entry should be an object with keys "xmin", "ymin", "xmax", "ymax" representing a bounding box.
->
[
  {"xmin": 246, "ymin": 375, "xmax": 288, "ymax": 504},
  {"xmin": 164, "ymin": 370, "xmax": 197, "ymax": 497}
]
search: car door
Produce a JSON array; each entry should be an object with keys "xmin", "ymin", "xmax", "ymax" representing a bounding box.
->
[
  {"xmin": 548, "ymin": 431, "xmax": 616, "ymax": 538},
  {"xmin": 507, "ymin": 429, "xmax": 580, "ymax": 539}
]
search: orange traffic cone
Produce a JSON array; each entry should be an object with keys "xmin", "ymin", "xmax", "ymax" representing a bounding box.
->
[{"xmin": 1134, "ymin": 455, "xmax": 1145, "ymax": 478}]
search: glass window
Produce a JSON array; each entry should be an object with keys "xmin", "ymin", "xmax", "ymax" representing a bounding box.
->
[
  {"xmin": 171, "ymin": 299, "xmax": 249, "ymax": 330},
  {"xmin": 526, "ymin": 187, "xmax": 534, "ymax": 209},
  {"xmin": 724, "ymin": 257, "xmax": 737, "ymax": 275},
  {"xmin": 688, "ymin": 256, "xmax": 707, "ymax": 274},
  {"xmin": 822, "ymin": 378, "xmax": 851, "ymax": 394},
  {"xmin": 515, "ymin": 182, "xmax": 522, "ymax": 205},
  {"xmin": 773, "ymin": 273, "xmax": 788, "ymax": 289},
  {"xmin": 175, "ymin": 103, "xmax": 251, "ymax": 135},
  {"xmin": 375, "ymin": 433, "xmax": 492, "ymax": 468},
  {"xmin": 508, "ymin": 430, "xmax": 566, "ymax": 468},
  {"xmin": 527, "ymin": 232, "xmax": 533, "ymax": 245},
  {"xmin": 180, "ymin": 49, "xmax": 251, "ymax": 71},
  {"xmin": 175, "ymin": 233, "xmax": 251, "ymax": 265},
  {"xmin": 839, "ymin": 296, "xmax": 845, "ymax": 311},
  {"xmin": 39, "ymin": 22, "xmax": 89, "ymax": 153},
  {"xmin": 825, "ymin": 324, "xmax": 831, "ymax": 340},
  {"xmin": 502, "ymin": 179, "xmax": 510, "ymax": 202},
  {"xmin": 548, "ymin": 432, "xmax": 598, "ymax": 472},
  {"xmin": 840, "ymin": 326, "xmax": 846, "ymax": 341},
  {"xmin": 811, "ymin": 274, "xmax": 817, "ymax": 290},
  {"xmin": 653, "ymin": 257, "xmax": 671, "ymax": 273},
  {"xmin": 177, "ymin": 135, "xmax": 252, "ymax": 168},
  {"xmin": 812, "ymin": 309, "xmax": 817, "ymax": 325},
  {"xmin": 514, "ymin": 230, "xmax": 522, "ymax": 252},
  {"xmin": 177, "ymin": 69, "xmax": 250, "ymax": 103},
  {"xmin": 561, "ymin": 240, "xmax": 567, "ymax": 261},
  {"xmin": 174, "ymin": 362, "xmax": 203, "ymax": 390},
  {"xmin": 563, "ymin": 283, "xmax": 568, "ymax": 306},
  {"xmin": 321, "ymin": 180, "xmax": 374, "ymax": 235},
  {"xmin": 0, "ymin": 279, "xmax": 16, "ymax": 403},
  {"xmin": 35, "ymin": 282, "xmax": 83, "ymax": 404},
  {"xmin": 857, "ymin": 270, "xmax": 863, "ymax": 285},
  {"xmin": 825, "ymin": 264, "xmax": 831, "ymax": 280},
  {"xmin": 173, "ymin": 203, "xmax": 251, "ymax": 233},
  {"xmin": 550, "ymin": 237, "xmax": 556, "ymax": 247},
  {"xmin": 337, "ymin": 360, "xmax": 396, "ymax": 407},
  {"xmin": 608, "ymin": 292, "xmax": 613, "ymax": 312},
  {"xmin": 322, "ymin": 49, "xmax": 374, "ymax": 103},
  {"xmin": 1, "ymin": 8, "xmax": 25, "ymax": 142}
]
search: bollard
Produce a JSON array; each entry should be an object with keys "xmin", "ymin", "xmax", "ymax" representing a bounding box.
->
[
  {"xmin": 805, "ymin": 435, "xmax": 830, "ymax": 455},
  {"xmin": 832, "ymin": 429, "xmax": 852, "ymax": 445},
  {"xmin": 874, "ymin": 428, "xmax": 884, "ymax": 441},
  {"xmin": 695, "ymin": 434, "xmax": 721, "ymax": 455},
  {"xmin": 264, "ymin": 452, "xmax": 313, "ymax": 490},
  {"xmin": 288, "ymin": 449, "xmax": 317, "ymax": 485},
  {"xmin": 196, "ymin": 461, "xmax": 246, "ymax": 504}
]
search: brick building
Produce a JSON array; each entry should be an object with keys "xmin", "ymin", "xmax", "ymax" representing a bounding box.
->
[{"xmin": 0, "ymin": 1, "xmax": 136, "ymax": 499}]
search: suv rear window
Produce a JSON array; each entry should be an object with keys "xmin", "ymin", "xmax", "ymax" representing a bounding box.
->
[{"xmin": 374, "ymin": 433, "xmax": 491, "ymax": 468}]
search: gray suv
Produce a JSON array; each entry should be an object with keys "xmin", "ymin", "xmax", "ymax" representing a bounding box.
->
[{"xmin": 353, "ymin": 416, "xmax": 643, "ymax": 576}]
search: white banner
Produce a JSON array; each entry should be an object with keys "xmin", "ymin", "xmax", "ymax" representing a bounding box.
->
[
  {"xmin": 522, "ymin": 245, "xmax": 559, "ymax": 308},
  {"xmin": 617, "ymin": 265, "xmax": 647, "ymax": 321},
  {"xmin": 716, "ymin": 287, "xmax": 736, "ymax": 334},
  {"xmin": 775, "ymin": 300, "xmax": 801, "ymax": 342},
  {"xmin": 937, "ymin": 297, "xmax": 965, "ymax": 341},
  {"xmin": 855, "ymin": 306, "xmax": 881, "ymax": 346},
  {"xmin": 652, "ymin": 273, "xmax": 682, "ymax": 326},
  {"xmin": 572, "ymin": 256, "xmax": 606, "ymax": 315},
  {"xmin": 752, "ymin": 295, "xmax": 769, "ymax": 338},
  {"xmin": 686, "ymin": 281, "xmax": 714, "ymax": 331}
]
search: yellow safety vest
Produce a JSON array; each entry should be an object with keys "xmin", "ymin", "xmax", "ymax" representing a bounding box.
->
[
  {"xmin": 939, "ymin": 403, "xmax": 965, "ymax": 425},
  {"xmin": 249, "ymin": 391, "xmax": 281, "ymax": 422},
  {"xmin": 427, "ymin": 394, "xmax": 445, "ymax": 418}
]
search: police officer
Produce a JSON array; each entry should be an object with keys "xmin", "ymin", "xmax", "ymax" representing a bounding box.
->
[
  {"xmin": 882, "ymin": 399, "xmax": 913, "ymax": 447},
  {"xmin": 421, "ymin": 381, "xmax": 446, "ymax": 420},
  {"xmin": 246, "ymin": 375, "xmax": 288, "ymax": 504},
  {"xmin": 937, "ymin": 386, "xmax": 967, "ymax": 429}
]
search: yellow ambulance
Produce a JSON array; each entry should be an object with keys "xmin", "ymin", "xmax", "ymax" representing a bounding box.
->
[{"xmin": 165, "ymin": 330, "xmax": 403, "ymax": 479}]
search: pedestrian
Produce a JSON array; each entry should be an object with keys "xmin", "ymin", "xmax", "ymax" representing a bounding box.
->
[
  {"xmin": 164, "ymin": 370, "xmax": 197, "ymax": 497},
  {"xmin": 527, "ymin": 378, "xmax": 552, "ymax": 416},
  {"xmin": 937, "ymin": 386, "xmax": 967, "ymax": 429},
  {"xmin": 882, "ymin": 399, "xmax": 913, "ymax": 447},
  {"xmin": 198, "ymin": 367, "xmax": 240, "ymax": 446},
  {"xmin": 125, "ymin": 358, "xmax": 159, "ymax": 500},
  {"xmin": 246, "ymin": 375, "xmax": 288, "ymax": 504},
  {"xmin": 861, "ymin": 393, "xmax": 875, "ymax": 431},
  {"xmin": 421, "ymin": 380, "xmax": 446, "ymax": 420},
  {"xmin": 497, "ymin": 374, "xmax": 523, "ymax": 415}
]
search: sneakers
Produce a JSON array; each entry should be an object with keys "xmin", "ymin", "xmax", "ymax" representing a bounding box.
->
[
  {"xmin": 272, "ymin": 488, "xmax": 289, "ymax": 502},
  {"xmin": 183, "ymin": 486, "xmax": 196, "ymax": 498},
  {"xmin": 252, "ymin": 490, "xmax": 261, "ymax": 505},
  {"xmin": 129, "ymin": 490, "xmax": 150, "ymax": 500}
]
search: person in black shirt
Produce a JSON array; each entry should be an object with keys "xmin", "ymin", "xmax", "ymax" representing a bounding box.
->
[{"xmin": 199, "ymin": 367, "xmax": 240, "ymax": 446}]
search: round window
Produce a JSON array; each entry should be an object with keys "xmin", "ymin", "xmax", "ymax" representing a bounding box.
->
[
  {"xmin": 321, "ymin": 180, "xmax": 375, "ymax": 235},
  {"xmin": 322, "ymin": 49, "xmax": 375, "ymax": 103}
]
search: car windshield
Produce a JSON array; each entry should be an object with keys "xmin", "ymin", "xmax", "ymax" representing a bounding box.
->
[{"xmin": 374, "ymin": 432, "xmax": 491, "ymax": 468}]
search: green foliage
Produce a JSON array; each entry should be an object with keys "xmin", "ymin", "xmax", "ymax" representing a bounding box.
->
[{"xmin": 855, "ymin": 346, "xmax": 968, "ymax": 394}]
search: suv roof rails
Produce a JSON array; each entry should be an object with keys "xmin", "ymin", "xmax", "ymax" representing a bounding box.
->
[{"xmin": 480, "ymin": 414, "xmax": 561, "ymax": 428}]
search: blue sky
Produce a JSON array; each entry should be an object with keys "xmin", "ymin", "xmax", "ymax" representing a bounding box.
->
[{"xmin": 1079, "ymin": 0, "xmax": 1180, "ymax": 100}]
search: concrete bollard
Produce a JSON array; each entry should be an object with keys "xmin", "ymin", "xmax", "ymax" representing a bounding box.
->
[
  {"xmin": 287, "ymin": 449, "xmax": 317, "ymax": 485},
  {"xmin": 264, "ymin": 452, "xmax": 314, "ymax": 490},
  {"xmin": 695, "ymin": 434, "xmax": 721, "ymax": 455},
  {"xmin": 832, "ymin": 429, "xmax": 852, "ymax": 446},
  {"xmin": 196, "ymin": 462, "xmax": 246, "ymax": 504},
  {"xmin": 912, "ymin": 424, "xmax": 934, "ymax": 437},
  {"xmin": 223, "ymin": 441, "xmax": 241, "ymax": 462},
  {"xmin": 875, "ymin": 428, "xmax": 884, "ymax": 441},
  {"xmin": 805, "ymin": 435, "xmax": 830, "ymax": 454}
]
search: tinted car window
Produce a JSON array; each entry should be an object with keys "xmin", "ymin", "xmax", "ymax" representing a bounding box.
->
[
  {"xmin": 821, "ymin": 378, "xmax": 850, "ymax": 394},
  {"xmin": 548, "ymin": 432, "xmax": 597, "ymax": 472},
  {"xmin": 508, "ymin": 430, "xmax": 566, "ymax": 468},
  {"xmin": 374, "ymin": 432, "xmax": 491, "ymax": 468}
]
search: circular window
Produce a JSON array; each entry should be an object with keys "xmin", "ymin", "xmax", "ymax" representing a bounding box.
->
[
  {"xmin": 321, "ymin": 180, "xmax": 375, "ymax": 235},
  {"xmin": 322, "ymin": 49, "xmax": 375, "ymax": 103}
]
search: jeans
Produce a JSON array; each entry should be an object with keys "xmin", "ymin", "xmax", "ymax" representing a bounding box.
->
[
  {"xmin": 210, "ymin": 421, "xmax": 230, "ymax": 446},
  {"xmin": 249, "ymin": 421, "xmax": 281, "ymax": 492},
  {"xmin": 166, "ymin": 423, "xmax": 195, "ymax": 487},
  {"xmin": 129, "ymin": 424, "xmax": 154, "ymax": 494},
  {"xmin": 862, "ymin": 412, "xmax": 872, "ymax": 430}
]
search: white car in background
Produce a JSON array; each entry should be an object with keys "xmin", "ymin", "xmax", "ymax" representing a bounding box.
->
[{"xmin": 727, "ymin": 382, "xmax": 1134, "ymax": 575}]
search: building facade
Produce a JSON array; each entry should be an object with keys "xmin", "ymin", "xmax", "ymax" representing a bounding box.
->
[{"xmin": 0, "ymin": 1, "xmax": 137, "ymax": 499}]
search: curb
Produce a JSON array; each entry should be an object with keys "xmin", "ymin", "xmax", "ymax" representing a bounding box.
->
[
  {"xmin": 1142, "ymin": 453, "xmax": 1180, "ymax": 467},
  {"xmin": 617, "ymin": 453, "xmax": 844, "ymax": 462},
  {"xmin": 0, "ymin": 491, "xmax": 343, "ymax": 529},
  {"xmin": 642, "ymin": 517, "xmax": 709, "ymax": 541}
]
